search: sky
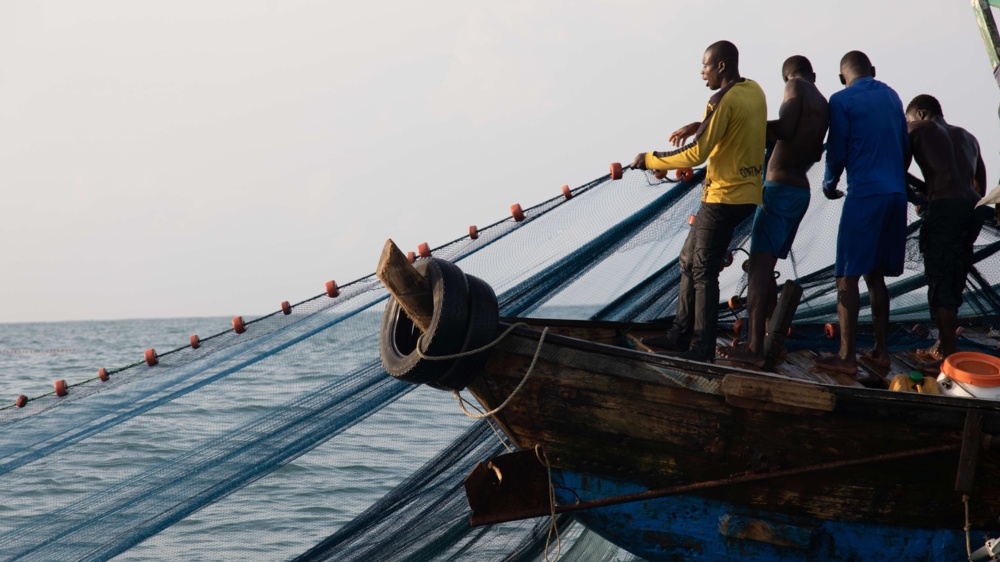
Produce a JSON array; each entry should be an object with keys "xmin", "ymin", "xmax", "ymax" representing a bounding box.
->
[{"xmin": 1, "ymin": 0, "xmax": 998, "ymax": 323}]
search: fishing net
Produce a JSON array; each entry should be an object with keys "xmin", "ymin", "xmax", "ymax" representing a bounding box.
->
[{"xmin": 1, "ymin": 154, "xmax": 998, "ymax": 561}]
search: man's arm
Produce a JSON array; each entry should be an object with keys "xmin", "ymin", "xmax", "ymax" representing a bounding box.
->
[
  {"xmin": 639, "ymin": 103, "xmax": 729, "ymax": 171},
  {"xmin": 975, "ymin": 149, "xmax": 988, "ymax": 197},
  {"xmin": 766, "ymin": 80, "xmax": 802, "ymax": 141},
  {"xmin": 909, "ymin": 123, "xmax": 958, "ymax": 201},
  {"xmin": 822, "ymin": 96, "xmax": 848, "ymax": 198}
]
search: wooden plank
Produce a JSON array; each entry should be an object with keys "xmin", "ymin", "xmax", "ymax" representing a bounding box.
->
[
  {"xmin": 956, "ymin": 409, "xmax": 984, "ymax": 494},
  {"xmin": 763, "ymin": 281, "xmax": 802, "ymax": 372},
  {"xmin": 721, "ymin": 374, "xmax": 836, "ymax": 413},
  {"xmin": 375, "ymin": 238, "xmax": 433, "ymax": 332}
]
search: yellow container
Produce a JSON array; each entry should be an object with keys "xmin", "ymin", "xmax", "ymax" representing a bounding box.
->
[{"xmin": 889, "ymin": 373, "xmax": 942, "ymax": 395}]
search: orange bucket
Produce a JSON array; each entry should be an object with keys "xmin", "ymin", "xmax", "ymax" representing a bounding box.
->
[{"xmin": 942, "ymin": 352, "xmax": 1000, "ymax": 387}]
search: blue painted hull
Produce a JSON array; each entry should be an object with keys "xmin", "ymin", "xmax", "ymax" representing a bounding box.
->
[{"xmin": 554, "ymin": 470, "xmax": 982, "ymax": 561}]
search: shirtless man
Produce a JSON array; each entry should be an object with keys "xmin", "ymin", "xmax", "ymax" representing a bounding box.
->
[
  {"xmin": 720, "ymin": 55, "xmax": 829, "ymax": 367},
  {"xmin": 905, "ymin": 94, "xmax": 988, "ymax": 367}
]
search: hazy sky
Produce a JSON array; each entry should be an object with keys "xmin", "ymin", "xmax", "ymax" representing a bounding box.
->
[{"xmin": 2, "ymin": 1, "xmax": 998, "ymax": 323}]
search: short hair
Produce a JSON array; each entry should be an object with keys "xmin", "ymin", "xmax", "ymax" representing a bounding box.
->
[
  {"xmin": 840, "ymin": 50, "xmax": 873, "ymax": 74},
  {"xmin": 706, "ymin": 40, "xmax": 739, "ymax": 67},
  {"xmin": 782, "ymin": 55, "xmax": 813, "ymax": 77},
  {"xmin": 906, "ymin": 94, "xmax": 943, "ymax": 117}
]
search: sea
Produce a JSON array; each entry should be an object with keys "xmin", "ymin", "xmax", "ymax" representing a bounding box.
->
[{"xmin": 0, "ymin": 315, "xmax": 487, "ymax": 560}]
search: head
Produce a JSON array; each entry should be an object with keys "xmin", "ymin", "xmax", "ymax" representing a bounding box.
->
[
  {"xmin": 839, "ymin": 50, "xmax": 875, "ymax": 87},
  {"xmin": 701, "ymin": 40, "xmax": 740, "ymax": 90},
  {"xmin": 781, "ymin": 55, "xmax": 815, "ymax": 83},
  {"xmin": 905, "ymin": 94, "xmax": 944, "ymax": 124}
]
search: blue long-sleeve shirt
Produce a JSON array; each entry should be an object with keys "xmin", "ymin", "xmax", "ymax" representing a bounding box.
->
[{"xmin": 822, "ymin": 77, "xmax": 908, "ymax": 198}]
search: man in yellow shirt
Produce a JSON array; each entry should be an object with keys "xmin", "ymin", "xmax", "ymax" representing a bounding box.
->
[{"xmin": 633, "ymin": 40, "xmax": 767, "ymax": 361}]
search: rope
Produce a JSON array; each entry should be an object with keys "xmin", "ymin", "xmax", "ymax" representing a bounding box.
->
[
  {"xmin": 964, "ymin": 493, "xmax": 973, "ymax": 561},
  {"xmin": 416, "ymin": 322, "xmax": 533, "ymax": 361},
  {"xmin": 535, "ymin": 444, "xmax": 561, "ymax": 562},
  {"xmin": 452, "ymin": 327, "xmax": 549, "ymax": 420}
]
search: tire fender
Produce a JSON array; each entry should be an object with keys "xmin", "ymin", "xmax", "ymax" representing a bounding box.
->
[{"xmin": 379, "ymin": 258, "xmax": 471, "ymax": 384}]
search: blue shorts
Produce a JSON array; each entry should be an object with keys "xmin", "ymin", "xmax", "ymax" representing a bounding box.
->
[
  {"xmin": 749, "ymin": 181, "xmax": 810, "ymax": 259},
  {"xmin": 835, "ymin": 192, "xmax": 907, "ymax": 277}
]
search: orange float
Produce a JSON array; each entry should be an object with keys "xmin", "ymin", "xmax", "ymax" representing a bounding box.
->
[
  {"xmin": 281, "ymin": 301, "xmax": 292, "ymax": 315},
  {"xmin": 733, "ymin": 318, "xmax": 745, "ymax": 337},
  {"xmin": 942, "ymin": 352, "xmax": 1000, "ymax": 387},
  {"xmin": 145, "ymin": 348, "xmax": 158, "ymax": 366},
  {"xmin": 610, "ymin": 162, "xmax": 623, "ymax": 180},
  {"xmin": 469, "ymin": 225, "xmax": 479, "ymax": 240},
  {"xmin": 15, "ymin": 395, "xmax": 27, "ymax": 408},
  {"xmin": 233, "ymin": 316, "xmax": 247, "ymax": 334},
  {"xmin": 824, "ymin": 323, "xmax": 840, "ymax": 339},
  {"xmin": 418, "ymin": 243, "xmax": 432, "ymax": 258},
  {"xmin": 561, "ymin": 185, "xmax": 572, "ymax": 199},
  {"xmin": 688, "ymin": 215, "xmax": 696, "ymax": 226},
  {"xmin": 407, "ymin": 251, "xmax": 416, "ymax": 263},
  {"xmin": 675, "ymin": 168, "xmax": 695, "ymax": 182},
  {"xmin": 511, "ymin": 204, "xmax": 525, "ymax": 222},
  {"xmin": 728, "ymin": 296, "xmax": 743, "ymax": 310},
  {"xmin": 190, "ymin": 334, "xmax": 201, "ymax": 349},
  {"xmin": 54, "ymin": 380, "xmax": 68, "ymax": 397},
  {"xmin": 720, "ymin": 252, "xmax": 734, "ymax": 270},
  {"xmin": 326, "ymin": 280, "xmax": 339, "ymax": 298},
  {"xmin": 98, "ymin": 367, "xmax": 109, "ymax": 382}
]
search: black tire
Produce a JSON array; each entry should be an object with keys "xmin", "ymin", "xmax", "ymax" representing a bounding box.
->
[
  {"xmin": 430, "ymin": 273, "xmax": 499, "ymax": 391},
  {"xmin": 380, "ymin": 258, "xmax": 470, "ymax": 384}
]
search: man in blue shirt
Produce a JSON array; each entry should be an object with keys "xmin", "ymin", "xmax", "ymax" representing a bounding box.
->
[{"xmin": 814, "ymin": 51, "xmax": 909, "ymax": 376}]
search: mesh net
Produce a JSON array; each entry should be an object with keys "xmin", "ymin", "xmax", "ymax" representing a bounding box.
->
[{"xmin": 1, "ymin": 156, "xmax": 999, "ymax": 561}]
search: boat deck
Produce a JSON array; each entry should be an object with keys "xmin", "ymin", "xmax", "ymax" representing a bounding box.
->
[{"xmin": 506, "ymin": 317, "xmax": 1000, "ymax": 390}]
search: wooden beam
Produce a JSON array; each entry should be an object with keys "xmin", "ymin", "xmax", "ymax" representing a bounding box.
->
[
  {"xmin": 721, "ymin": 374, "xmax": 835, "ymax": 414},
  {"xmin": 376, "ymin": 239, "xmax": 434, "ymax": 333},
  {"xmin": 955, "ymin": 409, "xmax": 984, "ymax": 494},
  {"xmin": 763, "ymin": 280, "xmax": 803, "ymax": 372}
]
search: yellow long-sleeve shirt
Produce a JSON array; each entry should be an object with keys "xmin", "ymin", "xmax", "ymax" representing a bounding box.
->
[{"xmin": 645, "ymin": 78, "xmax": 767, "ymax": 205}]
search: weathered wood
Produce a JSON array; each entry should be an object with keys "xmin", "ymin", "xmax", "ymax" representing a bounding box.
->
[
  {"xmin": 763, "ymin": 280, "xmax": 802, "ymax": 372},
  {"xmin": 375, "ymin": 239, "xmax": 433, "ymax": 332},
  {"xmin": 460, "ymin": 324, "xmax": 1000, "ymax": 529},
  {"xmin": 956, "ymin": 409, "xmax": 984, "ymax": 493},
  {"xmin": 721, "ymin": 374, "xmax": 835, "ymax": 414}
]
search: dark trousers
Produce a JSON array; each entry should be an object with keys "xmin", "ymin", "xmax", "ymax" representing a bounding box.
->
[{"xmin": 668, "ymin": 201, "xmax": 756, "ymax": 359}]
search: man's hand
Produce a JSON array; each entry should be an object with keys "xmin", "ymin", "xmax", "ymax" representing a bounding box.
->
[
  {"xmin": 669, "ymin": 122, "xmax": 701, "ymax": 147},
  {"xmin": 823, "ymin": 186, "xmax": 844, "ymax": 200},
  {"xmin": 631, "ymin": 153, "xmax": 648, "ymax": 170}
]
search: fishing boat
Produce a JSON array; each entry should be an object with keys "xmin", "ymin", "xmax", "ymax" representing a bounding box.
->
[
  {"xmin": 372, "ymin": 4, "xmax": 1000, "ymax": 560},
  {"xmin": 376, "ymin": 238, "xmax": 1000, "ymax": 561}
]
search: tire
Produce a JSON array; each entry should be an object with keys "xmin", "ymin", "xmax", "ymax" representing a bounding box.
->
[
  {"xmin": 431, "ymin": 273, "xmax": 499, "ymax": 391},
  {"xmin": 380, "ymin": 258, "xmax": 470, "ymax": 384}
]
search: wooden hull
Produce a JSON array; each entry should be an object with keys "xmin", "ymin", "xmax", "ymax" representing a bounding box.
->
[
  {"xmin": 554, "ymin": 470, "xmax": 973, "ymax": 561},
  {"xmin": 464, "ymin": 319, "xmax": 1000, "ymax": 560}
]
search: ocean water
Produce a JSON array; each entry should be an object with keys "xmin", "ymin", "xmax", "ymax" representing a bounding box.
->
[
  {"xmin": 0, "ymin": 317, "xmax": 229, "ymax": 400},
  {"xmin": 0, "ymin": 316, "xmax": 485, "ymax": 560}
]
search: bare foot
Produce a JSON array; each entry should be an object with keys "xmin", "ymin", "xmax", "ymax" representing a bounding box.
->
[
  {"xmin": 814, "ymin": 353, "xmax": 858, "ymax": 376},
  {"xmin": 915, "ymin": 342, "xmax": 942, "ymax": 361},
  {"xmin": 717, "ymin": 343, "xmax": 766, "ymax": 368},
  {"xmin": 858, "ymin": 349, "xmax": 890, "ymax": 370}
]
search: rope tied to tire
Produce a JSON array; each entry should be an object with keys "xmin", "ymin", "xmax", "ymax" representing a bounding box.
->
[{"xmin": 413, "ymin": 322, "xmax": 548, "ymax": 420}]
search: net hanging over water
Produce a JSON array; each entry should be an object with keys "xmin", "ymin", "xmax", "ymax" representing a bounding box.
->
[{"xmin": 2, "ymin": 156, "xmax": 1000, "ymax": 561}]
